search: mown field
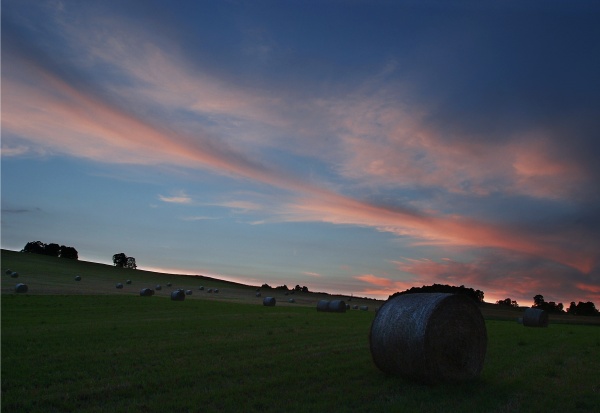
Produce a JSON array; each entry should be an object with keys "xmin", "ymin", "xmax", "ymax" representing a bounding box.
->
[{"xmin": 2, "ymin": 250, "xmax": 600, "ymax": 412}]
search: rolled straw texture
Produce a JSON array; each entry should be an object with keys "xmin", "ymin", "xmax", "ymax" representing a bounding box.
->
[{"xmin": 369, "ymin": 293, "xmax": 487, "ymax": 384}]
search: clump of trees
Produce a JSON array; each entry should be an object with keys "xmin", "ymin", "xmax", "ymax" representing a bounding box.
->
[
  {"xmin": 389, "ymin": 284, "xmax": 484, "ymax": 303},
  {"xmin": 496, "ymin": 298, "xmax": 519, "ymax": 307},
  {"xmin": 261, "ymin": 283, "xmax": 309, "ymax": 292},
  {"xmin": 112, "ymin": 253, "xmax": 137, "ymax": 269},
  {"xmin": 567, "ymin": 301, "xmax": 599, "ymax": 316},
  {"xmin": 22, "ymin": 241, "xmax": 78, "ymax": 259},
  {"xmin": 532, "ymin": 294, "xmax": 564, "ymax": 313}
]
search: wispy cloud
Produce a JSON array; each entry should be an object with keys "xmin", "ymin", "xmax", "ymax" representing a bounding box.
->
[{"xmin": 158, "ymin": 192, "xmax": 192, "ymax": 204}]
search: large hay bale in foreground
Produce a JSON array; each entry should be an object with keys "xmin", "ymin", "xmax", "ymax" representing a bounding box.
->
[
  {"xmin": 263, "ymin": 297, "xmax": 276, "ymax": 307},
  {"xmin": 15, "ymin": 283, "xmax": 28, "ymax": 293},
  {"xmin": 140, "ymin": 288, "xmax": 154, "ymax": 297},
  {"xmin": 522, "ymin": 308, "xmax": 548, "ymax": 327},
  {"xmin": 370, "ymin": 293, "xmax": 487, "ymax": 384},
  {"xmin": 171, "ymin": 290, "xmax": 185, "ymax": 301}
]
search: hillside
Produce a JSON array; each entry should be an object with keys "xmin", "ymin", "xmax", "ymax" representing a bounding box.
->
[{"xmin": 1, "ymin": 249, "xmax": 381, "ymax": 308}]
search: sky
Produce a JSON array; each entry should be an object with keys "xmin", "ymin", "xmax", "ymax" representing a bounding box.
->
[{"xmin": 2, "ymin": 0, "xmax": 600, "ymax": 306}]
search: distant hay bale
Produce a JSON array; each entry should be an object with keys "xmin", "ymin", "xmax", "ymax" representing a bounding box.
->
[
  {"xmin": 316, "ymin": 300, "xmax": 346, "ymax": 313},
  {"xmin": 116, "ymin": 283, "xmax": 124, "ymax": 289},
  {"xmin": 360, "ymin": 305, "xmax": 369, "ymax": 311},
  {"xmin": 317, "ymin": 300, "xmax": 330, "ymax": 312},
  {"xmin": 6, "ymin": 269, "xmax": 13, "ymax": 275},
  {"xmin": 352, "ymin": 305, "xmax": 359, "ymax": 310},
  {"xmin": 140, "ymin": 288, "xmax": 154, "ymax": 297},
  {"xmin": 370, "ymin": 293, "xmax": 487, "ymax": 384},
  {"xmin": 185, "ymin": 289, "xmax": 193, "ymax": 295},
  {"xmin": 263, "ymin": 297, "xmax": 276, "ymax": 307},
  {"xmin": 214, "ymin": 289, "xmax": 219, "ymax": 293},
  {"xmin": 256, "ymin": 292, "xmax": 262, "ymax": 297},
  {"xmin": 15, "ymin": 283, "xmax": 28, "ymax": 293},
  {"xmin": 329, "ymin": 300, "xmax": 347, "ymax": 313},
  {"xmin": 346, "ymin": 304, "xmax": 350, "ymax": 310},
  {"xmin": 522, "ymin": 308, "xmax": 548, "ymax": 327},
  {"xmin": 207, "ymin": 288, "xmax": 213, "ymax": 293},
  {"xmin": 166, "ymin": 282, "xmax": 172, "ymax": 287},
  {"xmin": 171, "ymin": 290, "xmax": 185, "ymax": 301},
  {"xmin": 288, "ymin": 298, "xmax": 295, "ymax": 303},
  {"xmin": 10, "ymin": 271, "xmax": 19, "ymax": 278},
  {"xmin": 126, "ymin": 280, "xmax": 132, "ymax": 285},
  {"xmin": 155, "ymin": 285, "xmax": 162, "ymax": 290},
  {"xmin": 74, "ymin": 275, "xmax": 82, "ymax": 281},
  {"xmin": 199, "ymin": 286, "xmax": 204, "ymax": 290}
]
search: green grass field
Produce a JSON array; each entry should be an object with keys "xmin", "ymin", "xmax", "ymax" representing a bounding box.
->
[{"xmin": 2, "ymin": 250, "xmax": 600, "ymax": 412}]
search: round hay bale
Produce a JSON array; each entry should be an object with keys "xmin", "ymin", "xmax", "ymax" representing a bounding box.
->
[
  {"xmin": 522, "ymin": 308, "xmax": 548, "ymax": 327},
  {"xmin": 370, "ymin": 293, "xmax": 487, "ymax": 384},
  {"xmin": 256, "ymin": 292, "xmax": 262, "ymax": 297},
  {"xmin": 199, "ymin": 286, "xmax": 204, "ymax": 290},
  {"xmin": 352, "ymin": 305, "xmax": 359, "ymax": 310},
  {"xmin": 328, "ymin": 300, "xmax": 347, "ymax": 313},
  {"xmin": 74, "ymin": 275, "xmax": 82, "ymax": 281},
  {"xmin": 166, "ymin": 282, "xmax": 172, "ymax": 287},
  {"xmin": 15, "ymin": 283, "xmax": 28, "ymax": 293},
  {"xmin": 10, "ymin": 271, "xmax": 19, "ymax": 278},
  {"xmin": 126, "ymin": 280, "xmax": 132, "ymax": 285},
  {"xmin": 263, "ymin": 297, "xmax": 276, "ymax": 307},
  {"xmin": 317, "ymin": 300, "xmax": 330, "ymax": 312},
  {"xmin": 214, "ymin": 289, "xmax": 219, "ymax": 293},
  {"xmin": 115, "ymin": 283, "xmax": 124, "ymax": 289},
  {"xmin": 171, "ymin": 290, "xmax": 185, "ymax": 301},
  {"xmin": 207, "ymin": 288, "xmax": 213, "ymax": 293},
  {"xmin": 140, "ymin": 288, "xmax": 154, "ymax": 297},
  {"xmin": 360, "ymin": 305, "xmax": 369, "ymax": 311},
  {"xmin": 288, "ymin": 298, "xmax": 295, "ymax": 303},
  {"xmin": 155, "ymin": 285, "xmax": 162, "ymax": 290},
  {"xmin": 6, "ymin": 269, "xmax": 13, "ymax": 274},
  {"xmin": 346, "ymin": 304, "xmax": 350, "ymax": 310},
  {"xmin": 185, "ymin": 289, "xmax": 193, "ymax": 295}
]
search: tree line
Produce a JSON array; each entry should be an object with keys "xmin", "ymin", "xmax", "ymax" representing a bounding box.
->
[
  {"xmin": 389, "ymin": 283, "xmax": 597, "ymax": 317},
  {"xmin": 494, "ymin": 294, "xmax": 598, "ymax": 317},
  {"xmin": 21, "ymin": 241, "xmax": 78, "ymax": 260},
  {"xmin": 389, "ymin": 283, "xmax": 485, "ymax": 303}
]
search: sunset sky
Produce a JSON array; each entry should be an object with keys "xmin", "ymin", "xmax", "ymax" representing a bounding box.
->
[{"xmin": 2, "ymin": 0, "xmax": 599, "ymax": 305}]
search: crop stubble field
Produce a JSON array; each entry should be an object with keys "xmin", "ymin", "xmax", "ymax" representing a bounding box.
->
[{"xmin": 2, "ymin": 250, "xmax": 599, "ymax": 412}]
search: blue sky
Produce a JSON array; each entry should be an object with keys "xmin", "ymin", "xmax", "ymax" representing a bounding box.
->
[{"xmin": 2, "ymin": 0, "xmax": 600, "ymax": 305}]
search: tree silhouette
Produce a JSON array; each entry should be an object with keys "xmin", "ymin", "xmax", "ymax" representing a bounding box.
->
[
  {"xmin": 113, "ymin": 253, "xmax": 128, "ymax": 267},
  {"xmin": 113, "ymin": 253, "xmax": 137, "ymax": 269}
]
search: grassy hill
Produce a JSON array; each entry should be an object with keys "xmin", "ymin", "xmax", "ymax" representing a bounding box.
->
[{"xmin": 1, "ymin": 249, "xmax": 381, "ymax": 308}]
